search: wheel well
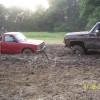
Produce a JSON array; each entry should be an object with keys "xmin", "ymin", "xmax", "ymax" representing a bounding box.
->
[
  {"xmin": 70, "ymin": 41, "xmax": 85, "ymax": 48},
  {"xmin": 22, "ymin": 48, "xmax": 33, "ymax": 53}
]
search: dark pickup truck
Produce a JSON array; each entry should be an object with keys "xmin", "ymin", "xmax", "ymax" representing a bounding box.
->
[{"xmin": 64, "ymin": 22, "xmax": 100, "ymax": 55}]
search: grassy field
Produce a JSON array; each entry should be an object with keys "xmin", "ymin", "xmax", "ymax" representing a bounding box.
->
[{"xmin": 23, "ymin": 32, "xmax": 66, "ymax": 44}]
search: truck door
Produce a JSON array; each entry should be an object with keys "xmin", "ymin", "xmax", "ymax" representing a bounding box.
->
[
  {"xmin": 1, "ymin": 35, "xmax": 21, "ymax": 54},
  {"xmin": 89, "ymin": 23, "xmax": 100, "ymax": 49}
]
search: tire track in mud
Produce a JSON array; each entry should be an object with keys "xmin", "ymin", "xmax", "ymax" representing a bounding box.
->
[{"xmin": 0, "ymin": 44, "xmax": 100, "ymax": 100}]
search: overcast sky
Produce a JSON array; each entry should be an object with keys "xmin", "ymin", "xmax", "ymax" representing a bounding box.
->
[{"xmin": 0, "ymin": 0, "xmax": 49, "ymax": 10}]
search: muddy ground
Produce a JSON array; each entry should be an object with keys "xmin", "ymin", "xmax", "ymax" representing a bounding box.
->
[{"xmin": 0, "ymin": 44, "xmax": 100, "ymax": 100}]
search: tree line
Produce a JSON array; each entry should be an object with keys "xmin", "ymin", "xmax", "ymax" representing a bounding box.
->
[{"xmin": 0, "ymin": 0, "xmax": 100, "ymax": 32}]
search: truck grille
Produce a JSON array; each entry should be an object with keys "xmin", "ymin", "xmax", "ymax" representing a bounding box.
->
[{"xmin": 40, "ymin": 42, "xmax": 45, "ymax": 49}]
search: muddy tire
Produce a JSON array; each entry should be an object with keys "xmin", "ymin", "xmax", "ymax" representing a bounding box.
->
[
  {"xmin": 22, "ymin": 48, "xmax": 33, "ymax": 55},
  {"xmin": 71, "ymin": 45, "xmax": 84, "ymax": 55}
]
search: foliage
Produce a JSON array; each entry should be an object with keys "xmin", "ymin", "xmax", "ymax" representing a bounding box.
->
[
  {"xmin": 46, "ymin": 0, "xmax": 80, "ymax": 32},
  {"xmin": 0, "ymin": 4, "xmax": 7, "ymax": 28},
  {"xmin": 86, "ymin": 7, "xmax": 100, "ymax": 30},
  {"xmin": 0, "ymin": 0, "xmax": 99, "ymax": 32},
  {"xmin": 0, "ymin": 0, "xmax": 80, "ymax": 32},
  {"xmin": 79, "ymin": 0, "xmax": 100, "ymax": 30}
]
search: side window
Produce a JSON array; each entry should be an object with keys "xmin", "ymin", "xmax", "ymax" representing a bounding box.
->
[
  {"xmin": 93, "ymin": 24, "xmax": 100, "ymax": 33},
  {"xmin": 5, "ymin": 35, "xmax": 15, "ymax": 42}
]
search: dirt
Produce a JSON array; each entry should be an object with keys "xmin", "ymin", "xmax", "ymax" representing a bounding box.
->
[{"xmin": 0, "ymin": 44, "xmax": 100, "ymax": 100}]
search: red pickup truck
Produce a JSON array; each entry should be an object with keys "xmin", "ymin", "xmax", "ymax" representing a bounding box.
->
[{"xmin": 0, "ymin": 32, "xmax": 45, "ymax": 54}]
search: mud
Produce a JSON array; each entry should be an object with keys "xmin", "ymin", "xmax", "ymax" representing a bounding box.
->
[{"xmin": 0, "ymin": 44, "xmax": 100, "ymax": 100}]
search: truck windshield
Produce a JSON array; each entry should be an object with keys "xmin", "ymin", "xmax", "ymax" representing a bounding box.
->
[{"xmin": 15, "ymin": 33, "xmax": 27, "ymax": 42}]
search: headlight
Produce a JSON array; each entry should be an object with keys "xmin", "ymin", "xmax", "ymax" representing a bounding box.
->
[
  {"xmin": 37, "ymin": 42, "xmax": 45, "ymax": 50},
  {"xmin": 40, "ymin": 42, "xmax": 45, "ymax": 49},
  {"xmin": 36, "ymin": 42, "xmax": 46, "ymax": 53}
]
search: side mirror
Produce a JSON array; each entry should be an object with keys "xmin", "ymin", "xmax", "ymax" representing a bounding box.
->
[
  {"xmin": 95, "ymin": 30, "xmax": 100, "ymax": 36},
  {"xmin": 96, "ymin": 30, "xmax": 99, "ymax": 33}
]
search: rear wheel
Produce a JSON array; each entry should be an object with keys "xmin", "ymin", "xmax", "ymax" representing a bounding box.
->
[
  {"xmin": 71, "ymin": 45, "xmax": 84, "ymax": 55},
  {"xmin": 22, "ymin": 48, "xmax": 33, "ymax": 55}
]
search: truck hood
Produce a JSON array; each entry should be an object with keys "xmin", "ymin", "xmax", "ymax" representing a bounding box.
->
[
  {"xmin": 22, "ymin": 39, "xmax": 44, "ymax": 45},
  {"xmin": 65, "ymin": 31, "xmax": 89, "ymax": 36}
]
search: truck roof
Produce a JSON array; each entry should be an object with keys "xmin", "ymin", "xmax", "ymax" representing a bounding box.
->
[
  {"xmin": 4, "ymin": 32, "xmax": 22, "ymax": 35},
  {"xmin": 97, "ymin": 22, "xmax": 100, "ymax": 24}
]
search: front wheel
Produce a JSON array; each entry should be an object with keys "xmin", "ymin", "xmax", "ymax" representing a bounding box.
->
[
  {"xmin": 71, "ymin": 45, "xmax": 84, "ymax": 55},
  {"xmin": 22, "ymin": 48, "xmax": 33, "ymax": 55}
]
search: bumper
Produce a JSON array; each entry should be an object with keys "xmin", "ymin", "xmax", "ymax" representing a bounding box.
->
[
  {"xmin": 64, "ymin": 44, "xmax": 69, "ymax": 48},
  {"xmin": 36, "ymin": 45, "xmax": 46, "ymax": 53}
]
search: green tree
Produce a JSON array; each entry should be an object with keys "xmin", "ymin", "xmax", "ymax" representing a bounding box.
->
[
  {"xmin": 87, "ymin": 7, "xmax": 100, "ymax": 29},
  {"xmin": 46, "ymin": 0, "xmax": 80, "ymax": 32},
  {"xmin": 0, "ymin": 4, "xmax": 7, "ymax": 28},
  {"xmin": 32, "ymin": 5, "xmax": 47, "ymax": 31},
  {"xmin": 0, "ymin": 0, "xmax": 81, "ymax": 32},
  {"xmin": 79, "ymin": 0, "xmax": 100, "ymax": 30},
  {"xmin": 5, "ymin": 7, "xmax": 33, "ymax": 31}
]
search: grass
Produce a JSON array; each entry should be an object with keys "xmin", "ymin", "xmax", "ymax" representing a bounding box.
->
[{"xmin": 23, "ymin": 32, "xmax": 66, "ymax": 44}]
